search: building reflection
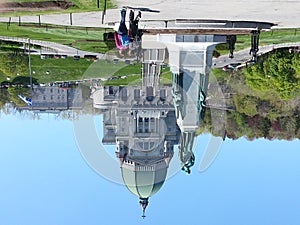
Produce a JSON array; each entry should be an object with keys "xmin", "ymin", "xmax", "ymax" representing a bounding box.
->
[
  {"xmin": 3, "ymin": 19, "xmax": 276, "ymax": 217},
  {"xmin": 91, "ymin": 47, "xmax": 180, "ymax": 218},
  {"xmin": 163, "ymin": 34, "xmax": 226, "ymax": 174},
  {"xmin": 19, "ymin": 86, "xmax": 84, "ymax": 112},
  {"xmin": 7, "ymin": 20, "xmax": 275, "ymax": 217},
  {"xmin": 91, "ymin": 33, "xmax": 226, "ymax": 217}
]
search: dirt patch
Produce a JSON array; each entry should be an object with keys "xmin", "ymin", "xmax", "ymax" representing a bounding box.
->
[{"xmin": 0, "ymin": 1, "xmax": 75, "ymax": 12}]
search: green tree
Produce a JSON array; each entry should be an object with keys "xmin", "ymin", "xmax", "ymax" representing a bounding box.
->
[
  {"xmin": 292, "ymin": 53, "xmax": 300, "ymax": 76},
  {"xmin": 246, "ymin": 50, "xmax": 300, "ymax": 100},
  {"xmin": 233, "ymin": 95, "xmax": 258, "ymax": 116}
]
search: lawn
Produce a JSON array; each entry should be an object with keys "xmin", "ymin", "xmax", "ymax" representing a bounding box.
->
[
  {"xmin": 215, "ymin": 29, "xmax": 300, "ymax": 55},
  {"xmin": 0, "ymin": 54, "xmax": 94, "ymax": 83},
  {"xmin": 159, "ymin": 67, "xmax": 172, "ymax": 85},
  {"xmin": 2, "ymin": 23, "xmax": 299, "ymax": 55},
  {"xmin": 2, "ymin": 0, "xmax": 116, "ymax": 16},
  {"xmin": 31, "ymin": 55, "xmax": 94, "ymax": 83},
  {"xmin": 103, "ymin": 74, "xmax": 142, "ymax": 86},
  {"xmin": 0, "ymin": 23, "xmax": 114, "ymax": 53},
  {"xmin": 82, "ymin": 60, "xmax": 141, "ymax": 79},
  {"xmin": 0, "ymin": 52, "xmax": 144, "ymax": 84}
]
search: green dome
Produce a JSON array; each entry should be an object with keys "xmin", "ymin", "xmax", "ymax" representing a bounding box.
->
[{"xmin": 121, "ymin": 163, "xmax": 168, "ymax": 199}]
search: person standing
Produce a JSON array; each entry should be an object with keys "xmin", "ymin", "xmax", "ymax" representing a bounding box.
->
[
  {"xmin": 115, "ymin": 8, "xmax": 130, "ymax": 51},
  {"xmin": 129, "ymin": 10, "xmax": 142, "ymax": 41}
]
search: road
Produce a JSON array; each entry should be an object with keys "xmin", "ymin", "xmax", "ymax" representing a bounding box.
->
[{"xmin": 0, "ymin": 0, "xmax": 300, "ymax": 28}]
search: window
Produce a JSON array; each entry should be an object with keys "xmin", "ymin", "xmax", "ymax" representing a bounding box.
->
[{"xmin": 134, "ymin": 89, "xmax": 140, "ymax": 100}]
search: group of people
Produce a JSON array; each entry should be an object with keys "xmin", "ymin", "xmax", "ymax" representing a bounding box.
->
[{"xmin": 114, "ymin": 8, "xmax": 142, "ymax": 51}]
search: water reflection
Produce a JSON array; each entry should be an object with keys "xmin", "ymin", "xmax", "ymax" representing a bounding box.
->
[
  {"xmin": 85, "ymin": 33, "xmax": 229, "ymax": 216},
  {"xmin": 91, "ymin": 47, "xmax": 180, "ymax": 217},
  {"xmin": 19, "ymin": 86, "xmax": 84, "ymax": 111},
  {"xmin": 92, "ymin": 83, "xmax": 179, "ymax": 217},
  {"xmin": 1, "ymin": 20, "xmax": 299, "ymax": 221}
]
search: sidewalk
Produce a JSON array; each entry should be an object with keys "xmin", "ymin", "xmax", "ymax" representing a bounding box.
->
[
  {"xmin": 212, "ymin": 42, "xmax": 300, "ymax": 68},
  {"xmin": 0, "ymin": 0, "xmax": 300, "ymax": 28},
  {"xmin": 0, "ymin": 36, "xmax": 105, "ymax": 58}
]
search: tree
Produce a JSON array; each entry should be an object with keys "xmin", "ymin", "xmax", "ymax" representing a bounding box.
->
[
  {"xmin": 7, "ymin": 87, "xmax": 31, "ymax": 107},
  {"xmin": 233, "ymin": 95, "xmax": 258, "ymax": 116},
  {"xmin": 246, "ymin": 50, "xmax": 300, "ymax": 100},
  {"xmin": 292, "ymin": 53, "xmax": 300, "ymax": 76}
]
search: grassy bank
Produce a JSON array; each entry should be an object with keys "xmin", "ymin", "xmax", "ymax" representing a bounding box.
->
[
  {"xmin": 215, "ymin": 29, "xmax": 300, "ymax": 55},
  {"xmin": 0, "ymin": 53, "xmax": 144, "ymax": 84},
  {"xmin": 0, "ymin": 23, "xmax": 114, "ymax": 53},
  {"xmin": 1, "ymin": 23, "xmax": 299, "ymax": 54},
  {"xmin": 1, "ymin": 0, "xmax": 116, "ymax": 17}
]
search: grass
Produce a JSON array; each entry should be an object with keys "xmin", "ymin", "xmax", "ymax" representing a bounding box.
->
[
  {"xmin": 104, "ymin": 74, "xmax": 142, "ymax": 86},
  {"xmin": 0, "ymin": 22, "xmax": 114, "ymax": 53},
  {"xmin": 159, "ymin": 67, "xmax": 172, "ymax": 84},
  {"xmin": 2, "ymin": 23, "xmax": 299, "ymax": 55},
  {"xmin": 82, "ymin": 60, "xmax": 141, "ymax": 79},
  {"xmin": 31, "ymin": 55, "xmax": 94, "ymax": 83},
  {"xmin": 1, "ymin": 0, "xmax": 116, "ymax": 17},
  {"xmin": 0, "ymin": 52, "xmax": 145, "ymax": 84},
  {"xmin": 113, "ymin": 64, "xmax": 141, "ymax": 76},
  {"xmin": 215, "ymin": 29, "xmax": 300, "ymax": 55},
  {"xmin": 0, "ymin": 54, "xmax": 94, "ymax": 83}
]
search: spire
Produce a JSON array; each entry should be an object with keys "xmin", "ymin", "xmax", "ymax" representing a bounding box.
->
[{"xmin": 139, "ymin": 198, "xmax": 149, "ymax": 219}]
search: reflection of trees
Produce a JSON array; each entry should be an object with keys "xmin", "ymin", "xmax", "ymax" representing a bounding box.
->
[
  {"xmin": 199, "ymin": 108, "xmax": 300, "ymax": 140},
  {"xmin": 199, "ymin": 49, "xmax": 300, "ymax": 141},
  {"xmin": 0, "ymin": 89, "xmax": 9, "ymax": 108},
  {"xmin": 1, "ymin": 103, "xmax": 17, "ymax": 115},
  {"xmin": 233, "ymin": 95, "xmax": 258, "ymax": 116},
  {"xmin": 7, "ymin": 87, "xmax": 31, "ymax": 107},
  {"xmin": 60, "ymin": 111, "xmax": 80, "ymax": 120},
  {"xmin": 246, "ymin": 49, "xmax": 300, "ymax": 100},
  {"xmin": 0, "ymin": 103, "xmax": 39, "ymax": 120}
]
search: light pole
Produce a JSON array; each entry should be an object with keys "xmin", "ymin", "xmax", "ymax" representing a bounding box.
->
[
  {"xmin": 101, "ymin": 0, "xmax": 107, "ymax": 24},
  {"xmin": 28, "ymin": 38, "xmax": 33, "ymax": 90}
]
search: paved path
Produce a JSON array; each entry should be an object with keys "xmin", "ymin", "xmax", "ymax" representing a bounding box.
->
[
  {"xmin": 0, "ymin": 0, "xmax": 300, "ymax": 28},
  {"xmin": 0, "ymin": 36, "xmax": 105, "ymax": 58},
  {"xmin": 213, "ymin": 42, "xmax": 300, "ymax": 68},
  {"xmin": 1, "ymin": 35, "xmax": 299, "ymax": 69}
]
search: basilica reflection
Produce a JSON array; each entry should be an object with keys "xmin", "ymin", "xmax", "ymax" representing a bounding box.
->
[
  {"xmin": 89, "ymin": 33, "xmax": 227, "ymax": 217},
  {"xmin": 91, "ymin": 53, "xmax": 179, "ymax": 218},
  {"xmin": 3, "ymin": 20, "xmax": 286, "ymax": 218}
]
